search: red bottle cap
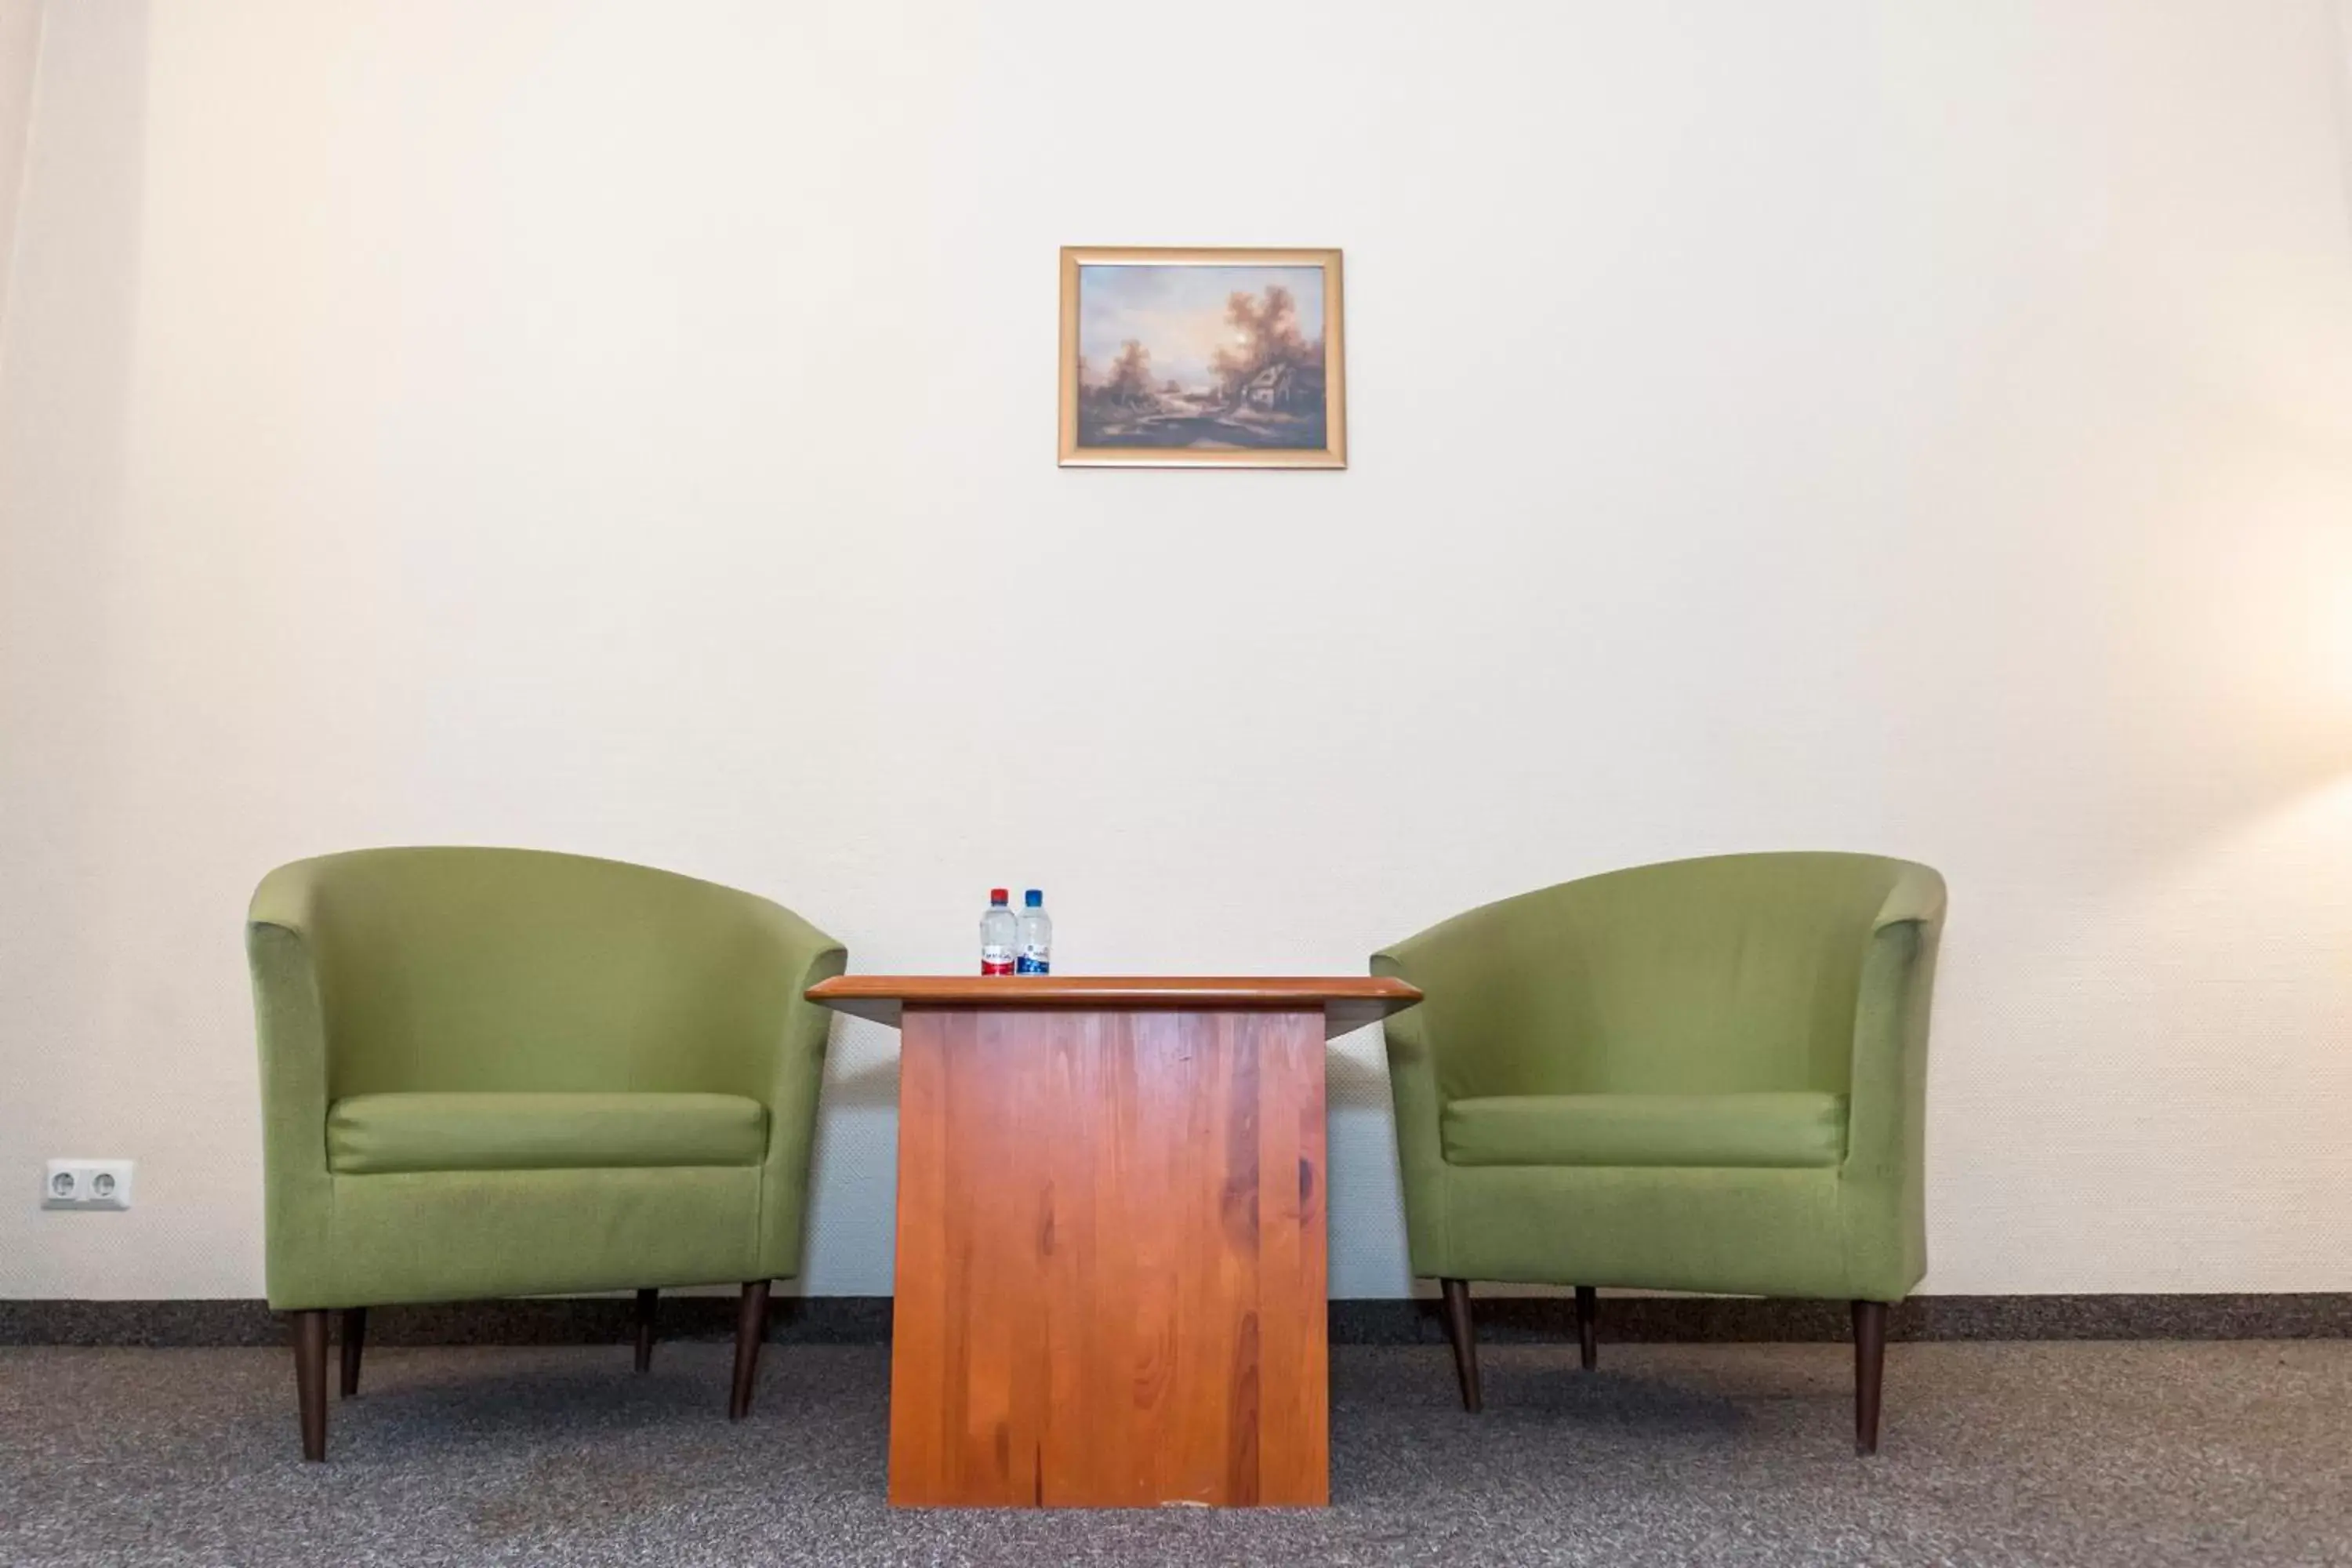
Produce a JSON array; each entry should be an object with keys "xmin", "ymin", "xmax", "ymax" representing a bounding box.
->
[{"xmin": 989, "ymin": 888, "xmax": 1009, "ymax": 905}]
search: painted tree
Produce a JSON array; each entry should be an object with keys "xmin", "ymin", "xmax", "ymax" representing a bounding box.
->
[
  {"xmin": 1210, "ymin": 286, "xmax": 1319, "ymax": 407},
  {"xmin": 1104, "ymin": 339, "xmax": 1156, "ymax": 403}
]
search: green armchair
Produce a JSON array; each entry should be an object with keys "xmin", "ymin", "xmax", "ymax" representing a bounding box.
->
[
  {"xmin": 1373, "ymin": 851, "xmax": 1944, "ymax": 1453},
  {"xmin": 248, "ymin": 846, "xmax": 847, "ymax": 1460}
]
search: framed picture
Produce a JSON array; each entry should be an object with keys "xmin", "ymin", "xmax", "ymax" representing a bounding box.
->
[{"xmin": 1059, "ymin": 245, "xmax": 1345, "ymax": 469}]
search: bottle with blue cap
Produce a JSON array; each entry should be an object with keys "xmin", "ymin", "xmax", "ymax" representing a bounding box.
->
[{"xmin": 1016, "ymin": 889, "xmax": 1052, "ymax": 975}]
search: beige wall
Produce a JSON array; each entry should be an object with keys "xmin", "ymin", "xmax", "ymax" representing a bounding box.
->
[{"xmin": 5, "ymin": 1, "xmax": 2352, "ymax": 1299}]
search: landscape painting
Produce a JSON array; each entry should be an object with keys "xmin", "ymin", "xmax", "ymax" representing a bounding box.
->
[{"xmin": 1059, "ymin": 246, "xmax": 1345, "ymax": 468}]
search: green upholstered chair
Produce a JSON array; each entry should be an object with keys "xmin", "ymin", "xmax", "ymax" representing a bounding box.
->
[
  {"xmin": 1373, "ymin": 851, "xmax": 1944, "ymax": 1453},
  {"xmin": 247, "ymin": 847, "xmax": 847, "ymax": 1461}
]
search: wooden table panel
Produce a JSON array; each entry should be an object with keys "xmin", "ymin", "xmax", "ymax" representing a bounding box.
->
[{"xmin": 888, "ymin": 1007, "xmax": 1330, "ymax": 1508}]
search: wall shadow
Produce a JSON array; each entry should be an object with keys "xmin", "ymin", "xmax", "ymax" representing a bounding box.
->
[{"xmin": 0, "ymin": 0, "xmax": 150, "ymax": 1292}]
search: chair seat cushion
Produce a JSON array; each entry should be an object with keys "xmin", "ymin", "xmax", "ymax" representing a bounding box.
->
[
  {"xmin": 327, "ymin": 1092, "xmax": 769, "ymax": 1174},
  {"xmin": 1440, "ymin": 1091, "xmax": 1847, "ymax": 1169}
]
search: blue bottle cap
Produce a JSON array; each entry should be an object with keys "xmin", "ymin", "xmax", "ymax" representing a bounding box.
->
[{"xmin": 1024, "ymin": 889, "xmax": 1044, "ymax": 907}]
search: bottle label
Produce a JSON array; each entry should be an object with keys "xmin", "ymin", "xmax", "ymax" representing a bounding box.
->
[
  {"xmin": 982, "ymin": 946, "xmax": 1015, "ymax": 977},
  {"xmin": 1016, "ymin": 953, "xmax": 1051, "ymax": 975}
]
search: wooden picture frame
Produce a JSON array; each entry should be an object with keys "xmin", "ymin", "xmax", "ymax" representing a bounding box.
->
[{"xmin": 1058, "ymin": 245, "xmax": 1346, "ymax": 470}]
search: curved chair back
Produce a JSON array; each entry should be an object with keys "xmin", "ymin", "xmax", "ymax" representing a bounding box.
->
[
  {"xmin": 253, "ymin": 846, "xmax": 814, "ymax": 1101},
  {"xmin": 1378, "ymin": 851, "xmax": 1940, "ymax": 1100}
]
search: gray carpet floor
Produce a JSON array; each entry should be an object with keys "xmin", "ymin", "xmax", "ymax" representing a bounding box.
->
[{"xmin": 2, "ymin": 1341, "xmax": 2347, "ymax": 1566}]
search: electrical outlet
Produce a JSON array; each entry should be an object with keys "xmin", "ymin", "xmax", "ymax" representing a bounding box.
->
[{"xmin": 42, "ymin": 1160, "xmax": 134, "ymax": 1211}]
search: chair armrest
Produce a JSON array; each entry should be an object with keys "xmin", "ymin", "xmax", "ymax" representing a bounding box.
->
[
  {"xmin": 247, "ymin": 864, "xmax": 336, "ymax": 1307},
  {"xmin": 1374, "ymin": 903, "xmax": 1578, "ymax": 1276},
  {"xmin": 1841, "ymin": 866, "xmax": 1947, "ymax": 1294},
  {"xmin": 1370, "ymin": 949, "xmax": 1451, "ymax": 1276},
  {"xmin": 740, "ymin": 901, "xmax": 849, "ymax": 1281},
  {"xmin": 1871, "ymin": 862, "xmax": 1947, "ymax": 933}
]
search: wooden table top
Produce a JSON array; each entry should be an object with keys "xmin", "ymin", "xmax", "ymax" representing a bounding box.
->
[{"xmin": 806, "ymin": 975, "xmax": 1421, "ymax": 1036}]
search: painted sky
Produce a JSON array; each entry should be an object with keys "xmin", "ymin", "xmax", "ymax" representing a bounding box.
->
[{"xmin": 1078, "ymin": 265, "xmax": 1326, "ymax": 390}]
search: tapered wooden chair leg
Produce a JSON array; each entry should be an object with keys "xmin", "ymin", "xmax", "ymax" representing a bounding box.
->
[
  {"xmin": 1853, "ymin": 1300, "xmax": 1888, "ymax": 1455},
  {"xmin": 729, "ymin": 1280, "xmax": 771, "ymax": 1420},
  {"xmin": 1575, "ymin": 1285, "xmax": 1598, "ymax": 1371},
  {"xmin": 293, "ymin": 1310, "xmax": 329, "ymax": 1461},
  {"xmin": 338, "ymin": 1307, "xmax": 367, "ymax": 1397},
  {"xmin": 633, "ymin": 1289, "xmax": 658, "ymax": 1374},
  {"xmin": 1439, "ymin": 1278, "xmax": 1483, "ymax": 1413}
]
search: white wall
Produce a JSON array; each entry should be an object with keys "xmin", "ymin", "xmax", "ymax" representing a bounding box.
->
[
  {"xmin": 0, "ymin": 0, "xmax": 45, "ymax": 333},
  {"xmin": 5, "ymin": 0, "xmax": 2351, "ymax": 1300}
]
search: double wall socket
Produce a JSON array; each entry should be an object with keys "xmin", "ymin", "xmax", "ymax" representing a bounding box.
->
[{"xmin": 43, "ymin": 1160, "xmax": 134, "ymax": 1210}]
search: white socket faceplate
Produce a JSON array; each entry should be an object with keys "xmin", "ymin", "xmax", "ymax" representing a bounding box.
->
[{"xmin": 42, "ymin": 1160, "xmax": 134, "ymax": 1211}]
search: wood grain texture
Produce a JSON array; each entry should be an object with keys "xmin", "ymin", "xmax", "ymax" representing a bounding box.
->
[
  {"xmin": 889, "ymin": 1007, "xmax": 1330, "ymax": 1508},
  {"xmin": 809, "ymin": 975, "xmax": 1417, "ymax": 1037}
]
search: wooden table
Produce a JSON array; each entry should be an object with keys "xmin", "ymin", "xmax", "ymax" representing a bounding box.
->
[{"xmin": 808, "ymin": 975, "xmax": 1421, "ymax": 1508}]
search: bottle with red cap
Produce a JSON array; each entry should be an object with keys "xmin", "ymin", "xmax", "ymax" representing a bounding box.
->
[{"xmin": 979, "ymin": 888, "xmax": 1017, "ymax": 976}]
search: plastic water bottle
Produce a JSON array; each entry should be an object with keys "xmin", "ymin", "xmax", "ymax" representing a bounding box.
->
[
  {"xmin": 1016, "ymin": 890, "xmax": 1052, "ymax": 975},
  {"xmin": 979, "ymin": 889, "xmax": 1017, "ymax": 976}
]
